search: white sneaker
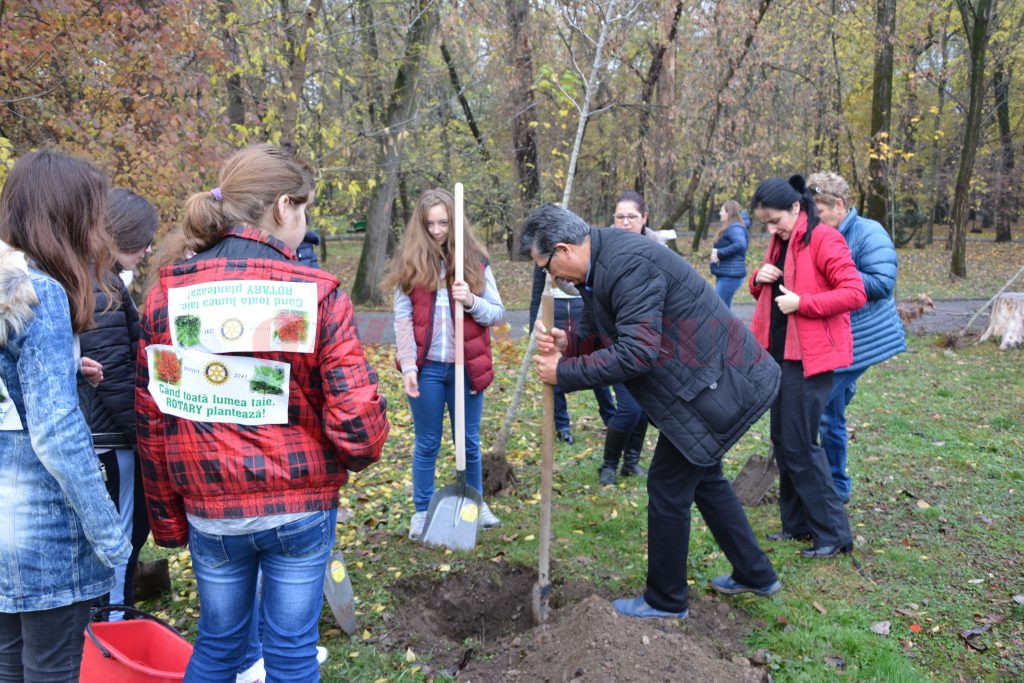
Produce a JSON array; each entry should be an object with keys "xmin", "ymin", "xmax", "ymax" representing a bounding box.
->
[
  {"xmin": 409, "ymin": 511, "xmax": 427, "ymax": 539},
  {"xmin": 480, "ymin": 502, "xmax": 501, "ymax": 529},
  {"xmin": 316, "ymin": 645, "xmax": 328, "ymax": 664},
  {"xmin": 236, "ymin": 658, "xmax": 265, "ymax": 683}
]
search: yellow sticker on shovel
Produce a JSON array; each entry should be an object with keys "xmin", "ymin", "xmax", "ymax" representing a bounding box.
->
[
  {"xmin": 460, "ymin": 503, "xmax": 479, "ymax": 523},
  {"xmin": 330, "ymin": 559, "xmax": 347, "ymax": 583}
]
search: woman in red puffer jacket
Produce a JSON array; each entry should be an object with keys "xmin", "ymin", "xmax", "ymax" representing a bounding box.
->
[{"xmin": 748, "ymin": 175, "xmax": 865, "ymax": 560}]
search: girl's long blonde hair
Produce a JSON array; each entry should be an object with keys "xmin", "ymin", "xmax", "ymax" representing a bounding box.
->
[
  {"xmin": 713, "ymin": 199, "xmax": 745, "ymax": 243},
  {"xmin": 382, "ymin": 188, "xmax": 488, "ymax": 295}
]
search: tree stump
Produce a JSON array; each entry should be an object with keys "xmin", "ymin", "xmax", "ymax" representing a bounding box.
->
[{"xmin": 979, "ymin": 292, "xmax": 1024, "ymax": 349}]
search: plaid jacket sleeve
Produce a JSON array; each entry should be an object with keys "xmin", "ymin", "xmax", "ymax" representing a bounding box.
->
[
  {"xmin": 317, "ymin": 288, "xmax": 389, "ymax": 471},
  {"xmin": 135, "ymin": 286, "xmax": 189, "ymax": 547}
]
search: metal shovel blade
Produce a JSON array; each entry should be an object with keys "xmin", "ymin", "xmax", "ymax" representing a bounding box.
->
[
  {"xmin": 323, "ymin": 549, "xmax": 358, "ymax": 635},
  {"xmin": 420, "ymin": 471, "xmax": 482, "ymax": 551}
]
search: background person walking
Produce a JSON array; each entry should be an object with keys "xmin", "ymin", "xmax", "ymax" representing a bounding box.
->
[{"xmin": 710, "ymin": 199, "xmax": 749, "ymax": 308}]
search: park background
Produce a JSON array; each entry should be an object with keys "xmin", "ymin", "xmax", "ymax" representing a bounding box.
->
[{"xmin": 2, "ymin": 1, "xmax": 1023, "ymax": 680}]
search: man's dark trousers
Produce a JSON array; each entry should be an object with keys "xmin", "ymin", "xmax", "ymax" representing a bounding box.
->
[{"xmin": 644, "ymin": 434, "xmax": 778, "ymax": 613}]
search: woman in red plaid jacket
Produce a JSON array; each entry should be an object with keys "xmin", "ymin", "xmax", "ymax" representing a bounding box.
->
[{"xmin": 136, "ymin": 144, "xmax": 389, "ymax": 682}]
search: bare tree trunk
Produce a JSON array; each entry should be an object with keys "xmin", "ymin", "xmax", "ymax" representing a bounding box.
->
[
  {"xmin": 658, "ymin": 0, "xmax": 772, "ymax": 230},
  {"xmin": 506, "ymin": 0, "xmax": 541, "ymax": 257},
  {"xmin": 351, "ymin": 1, "xmax": 437, "ymax": 304},
  {"xmin": 218, "ymin": 0, "xmax": 245, "ymax": 127},
  {"xmin": 279, "ymin": 0, "xmax": 322, "ymax": 147},
  {"xmin": 992, "ymin": 54, "xmax": 1015, "ymax": 243},
  {"xmin": 635, "ymin": 0, "xmax": 682, "ymax": 206},
  {"xmin": 950, "ymin": 0, "xmax": 997, "ymax": 279},
  {"xmin": 691, "ymin": 184, "xmax": 716, "ymax": 252},
  {"xmin": 866, "ymin": 0, "xmax": 896, "ymax": 232},
  {"xmin": 925, "ymin": 27, "xmax": 949, "ymax": 246},
  {"xmin": 560, "ymin": 0, "xmax": 618, "ymax": 208},
  {"xmin": 651, "ymin": 0, "xmax": 681, "ymax": 223},
  {"xmin": 441, "ymin": 40, "xmax": 513, "ymax": 246}
]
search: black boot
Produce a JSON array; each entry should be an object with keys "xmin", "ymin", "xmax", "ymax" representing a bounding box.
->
[
  {"xmin": 621, "ymin": 421, "xmax": 648, "ymax": 477},
  {"xmin": 599, "ymin": 427, "xmax": 630, "ymax": 485}
]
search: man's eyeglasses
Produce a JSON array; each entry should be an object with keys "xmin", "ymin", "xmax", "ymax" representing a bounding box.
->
[
  {"xmin": 541, "ymin": 248, "xmax": 557, "ymax": 275},
  {"xmin": 613, "ymin": 213, "xmax": 641, "ymax": 222}
]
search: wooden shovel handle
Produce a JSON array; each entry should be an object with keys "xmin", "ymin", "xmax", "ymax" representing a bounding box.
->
[
  {"xmin": 538, "ymin": 282, "xmax": 555, "ymax": 586},
  {"xmin": 454, "ymin": 183, "xmax": 466, "ymax": 473}
]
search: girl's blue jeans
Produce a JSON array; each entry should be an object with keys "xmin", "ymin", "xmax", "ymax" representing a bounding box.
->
[
  {"xmin": 715, "ymin": 275, "xmax": 745, "ymax": 308},
  {"xmin": 407, "ymin": 360, "xmax": 484, "ymax": 512},
  {"xmin": 184, "ymin": 509, "xmax": 336, "ymax": 683}
]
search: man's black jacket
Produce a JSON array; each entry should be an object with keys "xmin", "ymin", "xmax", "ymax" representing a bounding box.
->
[{"xmin": 556, "ymin": 228, "xmax": 780, "ymax": 466}]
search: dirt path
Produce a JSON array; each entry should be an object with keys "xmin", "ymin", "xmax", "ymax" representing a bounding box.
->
[{"xmin": 354, "ymin": 299, "xmax": 990, "ymax": 344}]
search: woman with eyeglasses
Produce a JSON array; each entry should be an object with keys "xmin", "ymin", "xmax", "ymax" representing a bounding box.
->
[
  {"xmin": 593, "ymin": 191, "xmax": 666, "ymax": 485},
  {"xmin": 748, "ymin": 175, "xmax": 865, "ymax": 558},
  {"xmin": 709, "ymin": 200, "xmax": 749, "ymax": 308}
]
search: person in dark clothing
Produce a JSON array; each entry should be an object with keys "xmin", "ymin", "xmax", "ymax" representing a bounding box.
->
[
  {"xmin": 296, "ymin": 229, "xmax": 321, "ymax": 268},
  {"xmin": 524, "ymin": 204, "xmax": 781, "ymax": 619},
  {"xmin": 78, "ymin": 188, "xmax": 157, "ymax": 616},
  {"xmin": 528, "ymin": 265, "xmax": 615, "ymax": 444}
]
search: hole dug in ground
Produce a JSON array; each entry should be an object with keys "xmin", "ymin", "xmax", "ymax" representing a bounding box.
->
[{"xmin": 383, "ymin": 561, "xmax": 769, "ymax": 682}]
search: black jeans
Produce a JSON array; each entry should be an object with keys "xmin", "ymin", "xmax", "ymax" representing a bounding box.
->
[
  {"xmin": 644, "ymin": 434, "xmax": 777, "ymax": 613},
  {"xmin": 0, "ymin": 600, "xmax": 93, "ymax": 682},
  {"xmin": 771, "ymin": 361, "xmax": 851, "ymax": 548}
]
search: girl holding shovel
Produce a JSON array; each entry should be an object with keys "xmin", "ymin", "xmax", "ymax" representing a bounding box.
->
[{"xmin": 385, "ymin": 188, "xmax": 505, "ymax": 539}]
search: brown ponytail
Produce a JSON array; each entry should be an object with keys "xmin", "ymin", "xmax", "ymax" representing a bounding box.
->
[{"xmin": 182, "ymin": 144, "xmax": 313, "ymax": 254}]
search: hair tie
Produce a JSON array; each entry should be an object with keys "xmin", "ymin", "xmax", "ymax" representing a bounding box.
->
[{"xmin": 210, "ymin": 187, "xmax": 223, "ymax": 202}]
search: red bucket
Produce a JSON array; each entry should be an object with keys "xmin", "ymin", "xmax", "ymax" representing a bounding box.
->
[{"xmin": 81, "ymin": 607, "xmax": 193, "ymax": 683}]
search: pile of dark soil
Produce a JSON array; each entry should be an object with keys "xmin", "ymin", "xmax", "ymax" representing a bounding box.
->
[{"xmin": 381, "ymin": 561, "xmax": 768, "ymax": 682}]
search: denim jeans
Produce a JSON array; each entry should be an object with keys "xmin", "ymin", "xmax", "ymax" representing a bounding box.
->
[
  {"xmin": 819, "ymin": 368, "xmax": 866, "ymax": 502},
  {"xmin": 607, "ymin": 384, "xmax": 645, "ymax": 433},
  {"xmin": 552, "ymin": 297, "xmax": 615, "ymax": 431},
  {"xmin": 0, "ymin": 599, "xmax": 92, "ymax": 682},
  {"xmin": 185, "ymin": 509, "xmax": 337, "ymax": 683},
  {"xmin": 407, "ymin": 361, "xmax": 484, "ymax": 512},
  {"xmin": 715, "ymin": 275, "xmax": 745, "ymax": 308}
]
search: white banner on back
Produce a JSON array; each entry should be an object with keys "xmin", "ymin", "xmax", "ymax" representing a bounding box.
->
[
  {"xmin": 145, "ymin": 344, "xmax": 290, "ymax": 425},
  {"xmin": 167, "ymin": 280, "xmax": 318, "ymax": 354}
]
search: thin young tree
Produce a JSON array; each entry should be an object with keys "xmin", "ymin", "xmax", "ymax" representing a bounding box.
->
[{"xmin": 949, "ymin": 0, "xmax": 997, "ymax": 278}]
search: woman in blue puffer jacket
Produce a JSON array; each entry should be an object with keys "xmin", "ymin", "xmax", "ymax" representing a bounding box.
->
[
  {"xmin": 709, "ymin": 200, "xmax": 749, "ymax": 307},
  {"xmin": 808, "ymin": 171, "xmax": 906, "ymax": 503}
]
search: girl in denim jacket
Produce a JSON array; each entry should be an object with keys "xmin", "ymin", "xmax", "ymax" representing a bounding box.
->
[{"xmin": 0, "ymin": 150, "xmax": 131, "ymax": 681}]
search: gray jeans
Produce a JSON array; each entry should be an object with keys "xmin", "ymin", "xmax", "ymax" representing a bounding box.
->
[{"xmin": 0, "ymin": 600, "xmax": 93, "ymax": 682}]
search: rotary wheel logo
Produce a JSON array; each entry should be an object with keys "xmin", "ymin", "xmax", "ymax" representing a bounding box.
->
[
  {"xmin": 204, "ymin": 361, "xmax": 229, "ymax": 385},
  {"xmin": 220, "ymin": 318, "xmax": 244, "ymax": 341}
]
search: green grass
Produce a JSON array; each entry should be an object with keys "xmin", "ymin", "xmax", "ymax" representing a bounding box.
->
[
  {"xmin": 314, "ymin": 225, "xmax": 1024, "ymax": 312},
  {"xmin": 139, "ymin": 334, "xmax": 1024, "ymax": 681}
]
